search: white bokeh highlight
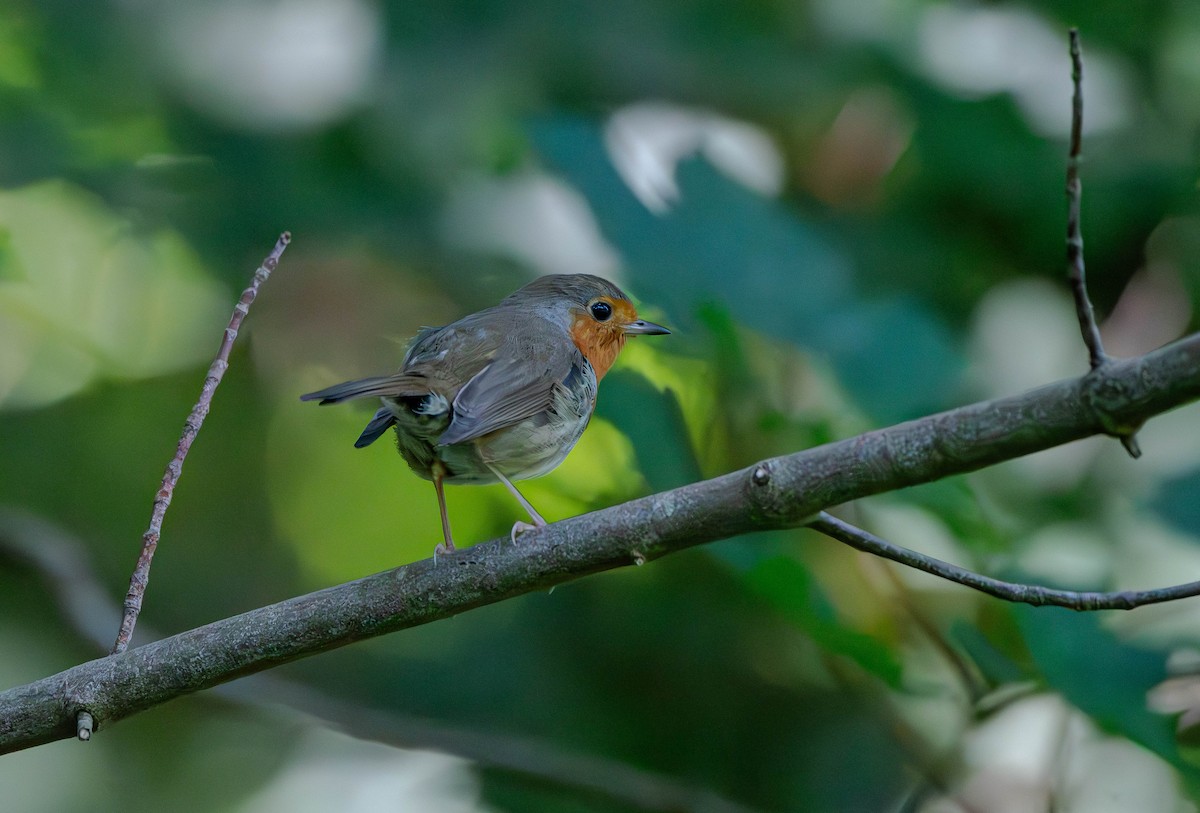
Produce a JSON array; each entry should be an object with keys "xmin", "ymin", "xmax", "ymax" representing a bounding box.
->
[
  {"xmin": 235, "ymin": 729, "xmax": 494, "ymax": 813},
  {"xmin": 157, "ymin": 0, "xmax": 383, "ymax": 131},
  {"xmin": 604, "ymin": 101, "xmax": 785, "ymax": 213},
  {"xmin": 917, "ymin": 4, "xmax": 1132, "ymax": 136},
  {"xmin": 440, "ymin": 170, "xmax": 624, "ymax": 280}
]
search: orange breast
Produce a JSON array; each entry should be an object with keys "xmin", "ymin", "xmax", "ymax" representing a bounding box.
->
[{"xmin": 569, "ymin": 300, "xmax": 638, "ymax": 380}]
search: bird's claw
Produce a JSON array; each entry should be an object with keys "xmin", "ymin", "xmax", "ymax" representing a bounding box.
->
[{"xmin": 510, "ymin": 519, "xmax": 545, "ymax": 544}]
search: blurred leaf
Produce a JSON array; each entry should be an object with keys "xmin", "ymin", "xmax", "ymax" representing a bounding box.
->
[
  {"xmin": 695, "ymin": 300, "xmax": 754, "ymax": 397},
  {"xmin": 604, "ymin": 339, "xmax": 724, "ymax": 476},
  {"xmin": 267, "ymin": 389, "xmax": 475, "ymax": 579},
  {"xmin": 1014, "ymin": 604, "xmax": 1189, "ymax": 774},
  {"xmin": 0, "ymin": 180, "xmax": 229, "ymax": 409},
  {"xmin": 530, "ymin": 115, "xmax": 963, "ymax": 423},
  {"xmin": 0, "ymin": 6, "xmax": 40, "ymax": 91},
  {"xmin": 741, "ymin": 549, "xmax": 904, "ymax": 686},
  {"xmin": 596, "ymin": 370, "xmax": 701, "ymax": 492},
  {"xmin": 530, "ymin": 115, "xmax": 851, "ymax": 328},
  {"xmin": 951, "ymin": 619, "xmax": 1028, "ymax": 687},
  {"xmin": 0, "ymin": 224, "xmax": 20, "ymax": 282},
  {"xmin": 1151, "ymin": 467, "xmax": 1200, "ymax": 538},
  {"xmin": 902, "ymin": 478, "xmax": 1012, "ymax": 556},
  {"xmin": 811, "ymin": 295, "xmax": 962, "ymax": 422},
  {"xmin": 0, "ymin": 90, "xmax": 72, "ymax": 185}
]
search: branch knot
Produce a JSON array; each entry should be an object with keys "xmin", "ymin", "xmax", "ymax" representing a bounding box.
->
[
  {"xmin": 746, "ymin": 460, "xmax": 799, "ymax": 524},
  {"xmin": 1082, "ymin": 364, "xmax": 1144, "ymax": 452}
]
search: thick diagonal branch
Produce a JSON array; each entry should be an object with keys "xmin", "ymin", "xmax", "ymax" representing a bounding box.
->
[
  {"xmin": 0, "ymin": 509, "xmax": 762, "ymax": 813},
  {"xmin": 2, "ymin": 333, "xmax": 1200, "ymax": 755}
]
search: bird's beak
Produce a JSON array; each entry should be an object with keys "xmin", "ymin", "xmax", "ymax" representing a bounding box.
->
[{"xmin": 623, "ymin": 319, "xmax": 671, "ymax": 336}]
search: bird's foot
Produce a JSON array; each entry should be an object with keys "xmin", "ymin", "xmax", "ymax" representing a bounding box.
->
[
  {"xmin": 509, "ymin": 518, "xmax": 546, "ymax": 544},
  {"xmin": 433, "ymin": 539, "xmax": 457, "ymax": 563}
]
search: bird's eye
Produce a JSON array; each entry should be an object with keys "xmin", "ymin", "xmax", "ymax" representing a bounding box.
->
[{"xmin": 589, "ymin": 300, "xmax": 613, "ymax": 322}]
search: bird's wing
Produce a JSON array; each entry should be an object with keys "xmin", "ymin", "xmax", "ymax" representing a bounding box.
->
[{"xmin": 437, "ymin": 338, "xmax": 583, "ymax": 447}]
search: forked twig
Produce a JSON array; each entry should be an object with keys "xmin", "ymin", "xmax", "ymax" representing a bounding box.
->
[{"xmin": 1064, "ymin": 29, "xmax": 1140, "ymax": 457}]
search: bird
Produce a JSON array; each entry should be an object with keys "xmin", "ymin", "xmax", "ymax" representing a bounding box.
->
[{"xmin": 301, "ymin": 273, "xmax": 670, "ymax": 553}]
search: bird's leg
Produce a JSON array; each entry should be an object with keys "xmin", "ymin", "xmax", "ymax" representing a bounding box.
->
[
  {"xmin": 484, "ymin": 462, "xmax": 546, "ymax": 542},
  {"xmin": 431, "ymin": 460, "xmax": 456, "ymax": 555}
]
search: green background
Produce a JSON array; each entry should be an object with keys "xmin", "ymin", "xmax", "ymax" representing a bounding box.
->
[{"xmin": 4, "ymin": 1, "xmax": 1200, "ymax": 810}]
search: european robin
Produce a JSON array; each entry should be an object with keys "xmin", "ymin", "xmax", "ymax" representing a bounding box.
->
[{"xmin": 301, "ymin": 273, "xmax": 670, "ymax": 552}]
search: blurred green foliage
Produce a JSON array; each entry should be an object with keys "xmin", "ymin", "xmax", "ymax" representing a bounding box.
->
[{"xmin": 4, "ymin": 1, "xmax": 1200, "ymax": 811}]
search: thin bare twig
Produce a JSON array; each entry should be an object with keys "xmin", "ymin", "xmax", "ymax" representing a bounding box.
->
[
  {"xmin": 808, "ymin": 512, "xmax": 1200, "ymax": 610},
  {"xmin": 1064, "ymin": 30, "xmax": 1139, "ymax": 458},
  {"xmin": 111, "ymin": 232, "xmax": 291, "ymax": 658},
  {"xmin": 1065, "ymin": 29, "xmax": 1106, "ymax": 372}
]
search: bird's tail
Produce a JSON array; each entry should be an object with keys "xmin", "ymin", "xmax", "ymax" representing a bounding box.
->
[
  {"xmin": 300, "ymin": 375, "xmax": 421, "ymax": 405},
  {"xmin": 354, "ymin": 408, "xmax": 396, "ymax": 448},
  {"xmin": 302, "ymin": 374, "xmax": 433, "ymax": 448}
]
